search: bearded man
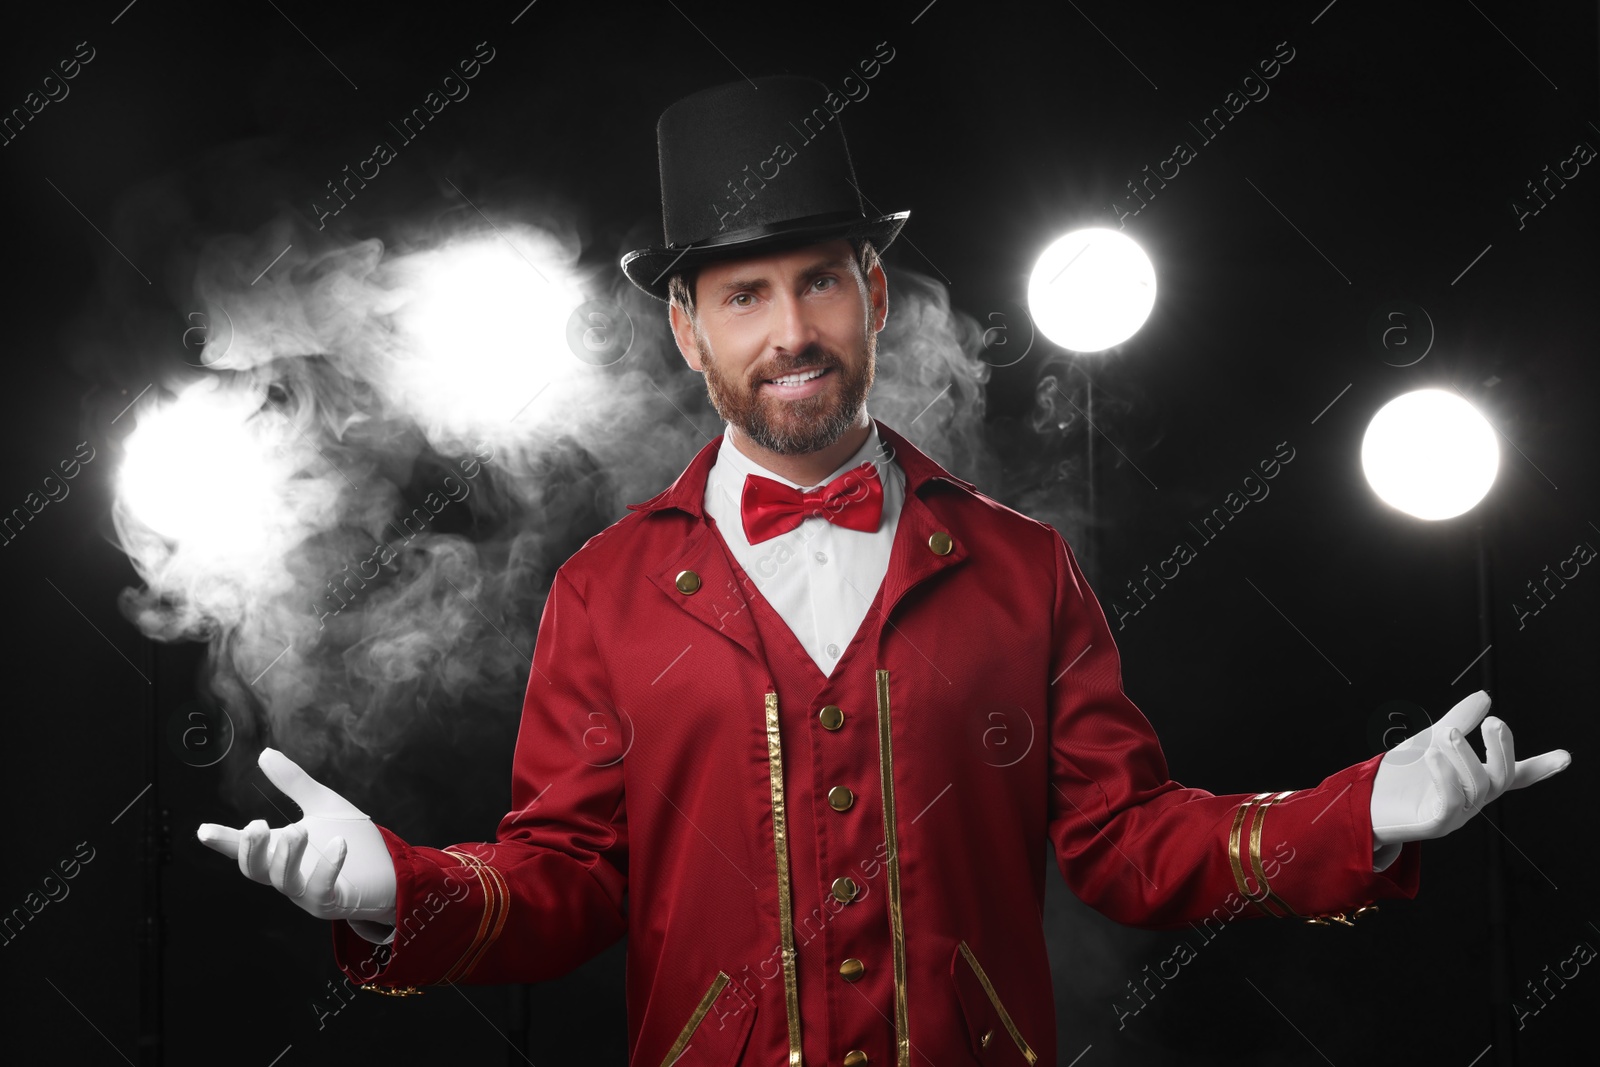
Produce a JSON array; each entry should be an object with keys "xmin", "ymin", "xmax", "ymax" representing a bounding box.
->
[{"xmin": 199, "ymin": 75, "xmax": 1570, "ymax": 1066}]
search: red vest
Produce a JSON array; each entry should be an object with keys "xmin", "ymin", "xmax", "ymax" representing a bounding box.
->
[{"xmin": 709, "ymin": 512, "xmax": 915, "ymax": 1063}]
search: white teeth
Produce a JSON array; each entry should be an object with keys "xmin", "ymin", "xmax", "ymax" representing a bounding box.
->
[{"xmin": 768, "ymin": 368, "xmax": 825, "ymax": 386}]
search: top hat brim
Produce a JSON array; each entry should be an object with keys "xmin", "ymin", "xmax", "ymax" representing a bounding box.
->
[{"xmin": 621, "ymin": 209, "xmax": 909, "ymax": 303}]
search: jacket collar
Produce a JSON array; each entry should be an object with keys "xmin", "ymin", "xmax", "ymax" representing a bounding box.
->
[
  {"xmin": 630, "ymin": 416, "xmax": 978, "ymax": 671},
  {"xmin": 624, "ymin": 416, "xmax": 977, "ymax": 518}
]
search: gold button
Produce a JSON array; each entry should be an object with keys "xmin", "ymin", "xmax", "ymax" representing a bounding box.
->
[
  {"xmin": 818, "ymin": 704, "xmax": 844, "ymax": 730},
  {"xmin": 843, "ymin": 1052, "xmax": 868, "ymax": 1067},
  {"xmin": 828, "ymin": 786, "xmax": 854, "ymax": 812},
  {"xmin": 674, "ymin": 569, "xmax": 701, "ymax": 594},
  {"xmin": 839, "ymin": 957, "xmax": 865, "ymax": 981},
  {"xmin": 927, "ymin": 531, "xmax": 953, "ymax": 555},
  {"xmin": 980, "ymin": 1028, "xmax": 994, "ymax": 1048},
  {"xmin": 830, "ymin": 876, "xmax": 859, "ymax": 903}
]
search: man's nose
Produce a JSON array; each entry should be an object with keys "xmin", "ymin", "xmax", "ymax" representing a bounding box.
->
[{"xmin": 768, "ymin": 287, "xmax": 821, "ymax": 355}]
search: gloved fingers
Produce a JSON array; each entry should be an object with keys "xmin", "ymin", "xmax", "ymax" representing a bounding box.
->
[
  {"xmin": 1435, "ymin": 690, "xmax": 1493, "ymax": 739},
  {"xmin": 259, "ymin": 748, "xmax": 368, "ymax": 822},
  {"xmin": 1481, "ymin": 716, "xmax": 1517, "ymax": 799},
  {"xmin": 237, "ymin": 819, "xmax": 273, "ymax": 885},
  {"xmin": 1442, "ymin": 727, "xmax": 1490, "ymax": 812},
  {"xmin": 1510, "ymin": 748, "xmax": 1573, "ymax": 790},
  {"xmin": 301, "ymin": 835, "xmax": 348, "ymax": 917},
  {"xmin": 196, "ymin": 823, "xmax": 242, "ymax": 860},
  {"xmin": 1421, "ymin": 746, "xmax": 1458, "ymax": 836},
  {"xmin": 270, "ymin": 824, "xmax": 310, "ymax": 898}
]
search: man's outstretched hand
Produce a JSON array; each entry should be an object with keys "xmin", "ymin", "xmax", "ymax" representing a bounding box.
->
[
  {"xmin": 1371, "ymin": 690, "xmax": 1572, "ymax": 847},
  {"xmin": 196, "ymin": 747, "xmax": 398, "ymax": 923}
]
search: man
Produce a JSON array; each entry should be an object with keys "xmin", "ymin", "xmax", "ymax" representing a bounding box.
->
[{"xmin": 198, "ymin": 76, "xmax": 1570, "ymax": 1065}]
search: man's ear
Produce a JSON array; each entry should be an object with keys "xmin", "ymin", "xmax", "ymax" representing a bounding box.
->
[
  {"xmin": 668, "ymin": 301, "xmax": 704, "ymax": 372},
  {"xmin": 866, "ymin": 260, "xmax": 889, "ymax": 334}
]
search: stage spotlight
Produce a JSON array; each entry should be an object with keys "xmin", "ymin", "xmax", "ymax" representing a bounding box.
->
[
  {"xmin": 1361, "ymin": 388, "xmax": 1499, "ymax": 520},
  {"xmin": 1027, "ymin": 227, "xmax": 1156, "ymax": 352},
  {"xmin": 118, "ymin": 377, "xmax": 284, "ymax": 559},
  {"xmin": 392, "ymin": 234, "xmax": 583, "ymax": 433}
]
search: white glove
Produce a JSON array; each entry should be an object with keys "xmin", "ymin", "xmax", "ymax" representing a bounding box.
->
[
  {"xmin": 196, "ymin": 747, "xmax": 398, "ymax": 924},
  {"xmin": 1370, "ymin": 690, "xmax": 1571, "ymax": 846}
]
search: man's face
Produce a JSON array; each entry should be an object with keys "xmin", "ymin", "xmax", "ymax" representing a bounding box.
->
[{"xmin": 669, "ymin": 238, "xmax": 888, "ymax": 456}]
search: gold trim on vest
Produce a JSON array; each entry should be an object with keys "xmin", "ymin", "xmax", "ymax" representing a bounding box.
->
[
  {"xmin": 876, "ymin": 669, "xmax": 910, "ymax": 1066},
  {"xmin": 764, "ymin": 692, "xmax": 803, "ymax": 1065}
]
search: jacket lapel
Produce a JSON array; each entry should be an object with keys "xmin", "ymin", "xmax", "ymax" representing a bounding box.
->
[
  {"xmin": 643, "ymin": 517, "xmax": 770, "ymax": 668},
  {"xmin": 878, "ymin": 485, "xmax": 970, "ymax": 624}
]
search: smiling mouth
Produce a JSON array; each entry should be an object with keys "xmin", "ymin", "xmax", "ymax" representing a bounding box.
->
[{"xmin": 762, "ymin": 366, "xmax": 831, "ymax": 386}]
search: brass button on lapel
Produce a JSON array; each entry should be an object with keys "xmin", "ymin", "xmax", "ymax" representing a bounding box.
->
[
  {"xmin": 674, "ymin": 569, "xmax": 701, "ymax": 594},
  {"xmin": 818, "ymin": 704, "xmax": 844, "ymax": 730},
  {"xmin": 843, "ymin": 1051, "xmax": 868, "ymax": 1067},
  {"xmin": 828, "ymin": 786, "xmax": 854, "ymax": 812},
  {"xmin": 830, "ymin": 876, "xmax": 859, "ymax": 903},
  {"xmin": 927, "ymin": 530, "xmax": 953, "ymax": 555},
  {"xmin": 839, "ymin": 957, "xmax": 865, "ymax": 982}
]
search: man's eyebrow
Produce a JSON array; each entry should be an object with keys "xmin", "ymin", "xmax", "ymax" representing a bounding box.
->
[
  {"xmin": 713, "ymin": 256, "xmax": 853, "ymax": 296},
  {"xmin": 713, "ymin": 275, "xmax": 765, "ymax": 297},
  {"xmin": 801, "ymin": 255, "xmax": 853, "ymax": 275}
]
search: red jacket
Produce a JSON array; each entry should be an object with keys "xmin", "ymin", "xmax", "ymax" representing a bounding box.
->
[{"xmin": 333, "ymin": 418, "xmax": 1420, "ymax": 1066}]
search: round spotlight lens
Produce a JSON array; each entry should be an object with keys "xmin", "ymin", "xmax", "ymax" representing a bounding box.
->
[
  {"xmin": 1027, "ymin": 228, "xmax": 1156, "ymax": 353},
  {"xmin": 1362, "ymin": 389, "xmax": 1499, "ymax": 520}
]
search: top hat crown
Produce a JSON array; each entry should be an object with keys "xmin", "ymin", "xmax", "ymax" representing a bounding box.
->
[{"xmin": 620, "ymin": 75, "xmax": 909, "ymax": 302}]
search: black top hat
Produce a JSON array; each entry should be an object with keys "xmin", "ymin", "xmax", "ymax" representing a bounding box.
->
[{"xmin": 620, "ymin": 75, "xmax": 910, "ymax": 302}]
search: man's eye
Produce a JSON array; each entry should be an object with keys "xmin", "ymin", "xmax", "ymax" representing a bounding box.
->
[
  {"xmin": 731, "ymin": 292, "xmax": 754, "ymax": 307},
  {"xmin": 813, "ymin": 276, "xmax": 837, "ymax": 291}
]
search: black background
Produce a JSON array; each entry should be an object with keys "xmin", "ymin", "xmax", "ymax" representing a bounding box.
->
[{"xmin": 1, "ymin": 2, "xmax": 1595, "ymax": 1065}]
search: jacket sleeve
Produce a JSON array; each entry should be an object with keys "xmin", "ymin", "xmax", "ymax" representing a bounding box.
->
[
  {"xmin": 1043, "ymin": 526, "xmax": 1421, "ymax": 930},
  {"xmin": 330, "ymin": 567, "xmax": 629, "ymax": 990}
]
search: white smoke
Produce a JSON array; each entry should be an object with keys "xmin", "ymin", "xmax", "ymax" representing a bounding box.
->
[{"xmin": 107, "ymin": 204, "xmax": 1020, "ymax": 807}]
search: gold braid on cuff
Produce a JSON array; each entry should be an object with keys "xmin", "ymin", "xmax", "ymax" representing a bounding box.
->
[
  {"xmin": 438, "ymin": 848, "xmax": 509, "ymax": 983},
  {"xmin": 355, "ymin": 847, "xmax": 508, "ymax": 997},
  {"xmin": 1227, "ymin": 791, "xmax": 1298, "ymax": 918}
]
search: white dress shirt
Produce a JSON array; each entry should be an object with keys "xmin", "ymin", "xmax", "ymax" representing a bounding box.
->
[{"xmin": 703, "ymin": 417, "xmax": 905, "ymax": 677}]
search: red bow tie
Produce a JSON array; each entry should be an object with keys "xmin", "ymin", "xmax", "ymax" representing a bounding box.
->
[{"xmin": 741, "ymin": 462, "xmax": 884, "ymax": 544}]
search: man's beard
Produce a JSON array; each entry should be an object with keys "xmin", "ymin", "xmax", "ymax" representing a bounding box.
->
[{"xmin": 696, "ymin": 330, "xmax": 874, "ymax": 455}]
